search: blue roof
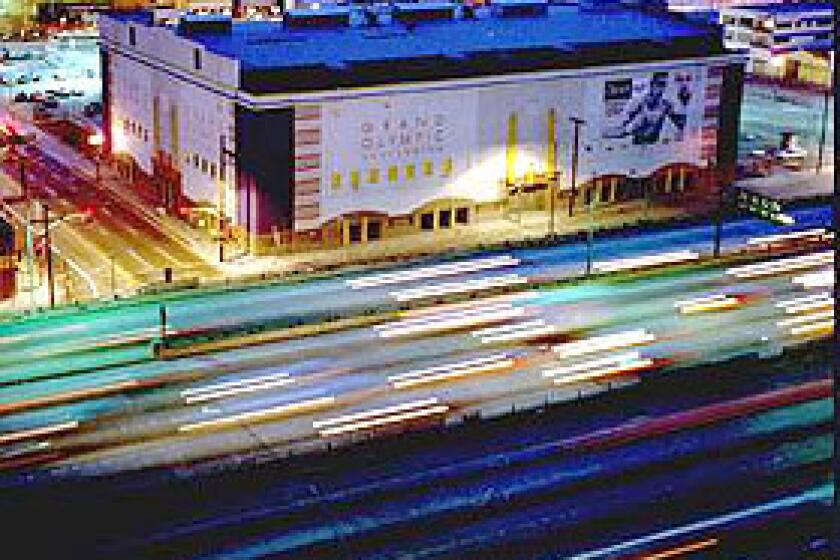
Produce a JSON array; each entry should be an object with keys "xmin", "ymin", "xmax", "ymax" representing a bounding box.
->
[
  {"xmin": 731, "ymin": 2, "xmax": 830, "ymax": 14},
  {"xmin": 179, "ymin": 8, "xmax": 712, "ymax": 70},
  {"xmin": 108, "ymin": 6, "xmax": 728, "ymax": 94}
]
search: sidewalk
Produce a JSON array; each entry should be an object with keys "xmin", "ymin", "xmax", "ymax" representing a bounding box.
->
[{"xmin": 214, "ymin": 198, "xmax": 714, "ymax": 280}]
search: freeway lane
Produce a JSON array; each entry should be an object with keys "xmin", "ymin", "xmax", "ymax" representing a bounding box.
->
[
  {"xmin": 0, "ymin": 241, "xmax": 833, "ymax": 477},
  {"xmin": 6, "ymin": 373, "xmax": 831, "ymax": 558},
  {"xmin": 0, "ymin": 205, "xmax": 831, "ymax": 380}
]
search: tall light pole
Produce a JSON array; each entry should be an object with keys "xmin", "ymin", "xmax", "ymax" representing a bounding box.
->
[
  {"xmin": 568, "ymin": 117, "xmax": 585, "ymax": 217},
  {"xmin": 709, "ymin": 157, "xmax": 725, "ymax": 259},
  {"xmin": 816, "ymin": 50, "xmax": 833, "ymax": 174},
  {"xmin": 88, "ymin": 132, "xmax": 104, "ymax": 182}
]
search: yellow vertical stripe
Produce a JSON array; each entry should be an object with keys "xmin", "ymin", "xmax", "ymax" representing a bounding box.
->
[{"xmin": 506, "ymin": 112, "xmax": 517, "ymax": 185}]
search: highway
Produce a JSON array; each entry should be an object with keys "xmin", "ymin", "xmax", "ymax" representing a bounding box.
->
[
  {"xmin": 4, "ymin": 357, "xmax": 831, "ymax": 558},
  {"xmin": 0, "ymin": 204, "xmax": 830, "ymax": 374},
  {"xmin": 0, "ymin": 219, "xmax": 832, "ymax": 480}
]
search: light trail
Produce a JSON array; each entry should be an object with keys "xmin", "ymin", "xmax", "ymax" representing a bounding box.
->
[
  {"xmin": 316, "ymin": 400, "xmax": 450, "ymax": 438},
  {"xmin": 775, "ymin": 292, "xmax": 832, "ymax": 309},
  {"xmin": 389, "ymin": 274, "xmax": 529, "ymax": 302},
  {"xmin": 347, "ymin": 255, "xmax": 520, "ymax": 289},
  {"xmin": 313, "ymin": 397, "xmax": 440, "ymax": 430},
  {"xmin": 0, "ymin": 420, "xmax": 79, "ymax": 445},
  {"xmin": 388, "ymin": 354, "xmax": 515, "ymax": 389},
  {"xmin": 569, "ymin": 485, "xmax": 831, "ymax": 559},
  {"xmin": 592, "ymin": 250, "xmax": 700, "ymax": 274},
  {"xmin": 746, "ymin": 227, "xmax": 827, "ymax": 246},
  {"xmin": 640, "ymin": 537, "xmax": 719, "ymax": 559},
  {"xmin": 375, "ymin": 303, "xmax": 525, "ymax": 338},
  {"xmin": 550, "ymin": 358, "xmax": 655, "ymax": 386},
  {"xmin": 181, "ymin": 372, "xmax": 296, "ymax": 404},
  {"xmin": 776, "ymin": 309, "xmax": 833, "ymax": 327},
  {"xmin": 791, "ymin": 269, "xmax": 834, "ymax": 288},
  {"xmin": 726, "ymin": 251, "xmax": 832, "ymax": 279},
  {"xmin": 543, "ymin": 351, "xmax": 643, "ymax": 378},
  {"xmin": 553, "ymin": 329, "xmax": 656, "ymax": 359},
  {"xmin": 673, "ymin": 294, "xmax": 741, "ymax": 314},
  {"xmin": 178, "ymin": 396, "xmax": 337, "ymax": 433}
]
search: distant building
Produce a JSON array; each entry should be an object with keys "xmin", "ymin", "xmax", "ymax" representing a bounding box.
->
[
  {"xmin": 720, "ymin": 2, "xmax": 832, "ymax": 76},
  {"xmin": 100, "ymin": 2, "xmax": 745, "ymax": 251}
]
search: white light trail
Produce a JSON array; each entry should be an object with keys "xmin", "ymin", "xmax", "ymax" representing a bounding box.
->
[
  {"xmin": 178, "ymin": 395, "xmax": 336, "ymax": 433},
  {"xmin": 792, "ymin": 269, "xmax": 834, "ymax": 288},
  {"xmin": 375, "ymin": 303, "xmax": 525, "ymax": 339},
  {"xmin": 317, "ymin": 405, "xmax": 450, "ymax": 438},
  {"xmin": 0, "ymin": 420, "xmax": 79, "ymax": 445},
  {"xmin": 553, "ymin": 329, "xmax": 656, "ymax": 359},
  {"xmin": 313, "ymin": 397, "xmax": 440, "ymax": 429},
  {"xmin": 543, "ymin": 351, "xmax": 642, "ymax": 378},
  {"xmin": 347, "ymin": 255, "xmax": 520, "ymax": 289},
  {"xmin": 726, "ymin": 251, "xmax": 832, "ymax": 279},
  {"xmin": 551, "ymin": 358, "xmax": 655, "ymax": 386},
  {"xmin": 388, "ymin": 354, "xmax": 515, "ymax": 389},
  {"xmin": 746, "ymin": 228, "xmax": 827, "ymax": 246},
  {"xmin": 776, "ymin": 309, "xmax": 833, "ymax": 327},
  {"xmin": 775, "ymin": 292, "xmax": 832, "ymax": 309},
  {"xmin": 477, "ymin": 321, "xmax": 558, "ymax": 344},
  {"xmin": 389, "ymin": 274, "xmax": 528, "ymax": 302},
  {"xmin": 592, "ymin": 250, "xmax": 700, "ymax": 274},
  {"xmin": 180, "ymin": 373, "xmax": 296, "ymax": 404}
]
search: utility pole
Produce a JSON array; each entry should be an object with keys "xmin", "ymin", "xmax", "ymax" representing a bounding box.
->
[
  {"xmin": 710, "ymin": 158, "xmax": 724, "ymax": 259},
  {"xmin": 159, "ymin": 304, "xmax": 167, "ymax": 341},
  {"xmin": 568, "ymin": 117, "xmax": 585, "ymax": 217},
  {"xmin": 585, "ymin": 196, "xmax": 594, "ymax": 277},
  {"xmin": 815, "ymin": 53, "xmax": 833, "ymax": 174},
  {"xmin": 109, "ymin": 254, "xmax": 116, "ymax": 298},
  {"xmin": 42, "ymin": 203, "xmax": 54, "ymax": 309},
  {"xmin": 27, "ymin": 202, "xmax": 56, "ymax": 309}
]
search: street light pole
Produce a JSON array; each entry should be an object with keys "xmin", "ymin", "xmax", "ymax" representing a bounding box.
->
[
  {"xmin": 109, "ymin": 254, "xmax": 115, "ymax": 298},
  {"xmin": 42, "ymin": 203, "xmax": 54, "ymax": 309},
  {"xmin": 568, "ymin": 117, "xmax": 585, "ymax": 217},
  {"xmin": 816, "ymin": 53, "xmax": 833, "ymax": 174},
  {"xmin": 585, "ymin": 196, "xmax": 594, "ymax": 277},
  {"xmin": 710, "ymin": 159, "xmax": 724, "ymax": 259}
]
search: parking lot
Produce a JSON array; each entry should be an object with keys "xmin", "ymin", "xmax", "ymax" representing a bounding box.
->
[
  {"xmin": 0, "ymin": 36, "xmax": 101, "ymax": 124},
  {"xmin": 739, "ymin": 82, "xmax": 834, "ymax": 166}
]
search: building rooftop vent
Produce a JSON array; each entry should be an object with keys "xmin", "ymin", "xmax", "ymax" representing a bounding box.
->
[
  {"xmin": 284, "ymin": 7, "xmax": 352, "ymax": 29},
  {"xmin": 490, "ymin": 0, "xmax": 549, "ymax": 18},
  {"xmin": 392, "ymin": 3, "xmax": 461, "ymax": 25},
  {"xmin": 178, "ymin": 14, "xmax": 233, "ymax": 35}
]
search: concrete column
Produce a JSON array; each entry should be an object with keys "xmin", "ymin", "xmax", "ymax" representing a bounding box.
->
[
  {"xmin": 609, "ymin": 178, "xmax": 618, "ymax": 203},
  {"xmin": 341, "ymin": 218, "xmax": 350, "ymax": 246},
  {"xmin": 665, "ymin": 168, "xmax": 673, "ymax": 194},
  {"xmin": 678, "ymin": 168, "xmax": 686, "ymax": 192},
  {"xmin": 360, "ymin": 216, "xmax": 368, "ymax": 243}
]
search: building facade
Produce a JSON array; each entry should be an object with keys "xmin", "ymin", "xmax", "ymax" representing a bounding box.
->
[
  {"xmin": 720, "ymin": 2, "xmax": 832, "ymax": 75},
  {"xmin": 100, "ymin": 2, "xmax": 745, "ymax": 251}
]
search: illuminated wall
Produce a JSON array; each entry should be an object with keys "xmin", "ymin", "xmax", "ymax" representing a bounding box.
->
[{"xmin": 305, "ymin": 61, "xmax": 720, "ymax": 231}]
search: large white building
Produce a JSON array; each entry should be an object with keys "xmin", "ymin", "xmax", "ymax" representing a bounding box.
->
[{"xmin": 100, "ymin": 2, "xmax": 745, "ymax": 250}]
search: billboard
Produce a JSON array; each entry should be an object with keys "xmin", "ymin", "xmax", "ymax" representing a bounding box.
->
[{"xmin": 311, "ymin": 62, "xmax": 711, "ymax": 228}]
